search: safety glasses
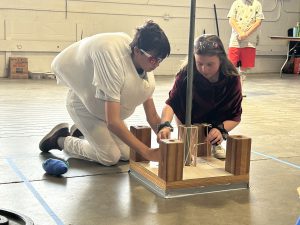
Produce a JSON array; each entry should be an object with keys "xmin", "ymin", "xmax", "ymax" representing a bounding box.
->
[{"xmin": 140, "ymin": 49, "xmax": 163, "ymax": 64}]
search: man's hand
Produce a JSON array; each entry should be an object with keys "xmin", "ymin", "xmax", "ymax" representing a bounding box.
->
[{"xmin": 157, "ymin": 127, "xmax": 171, "ymax": 142}]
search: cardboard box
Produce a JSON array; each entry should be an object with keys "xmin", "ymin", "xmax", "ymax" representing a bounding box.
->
[{"xmin": 9, "ymin": 57, "xmax": 28, "ymax": 79}]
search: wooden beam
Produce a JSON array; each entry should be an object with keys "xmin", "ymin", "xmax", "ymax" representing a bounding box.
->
[
  {"xmin": 129, "ymin": 126, "xmax": 151, "ymax": 162},
  {"xmin": 158, "ymin": 139, "xmax": 184, "ymax": 182},
  {"xmin": 225, "ymin": 135, "xmax": 251, "ymax": 175}
]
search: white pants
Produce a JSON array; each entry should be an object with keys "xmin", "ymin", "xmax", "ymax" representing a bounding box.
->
[{"xmin": 64, "ymin": 90, "xmax": 130, "ymax": 166}]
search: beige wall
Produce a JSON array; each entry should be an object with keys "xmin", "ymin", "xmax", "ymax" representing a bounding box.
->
[{"xmin": 0, "ymin": 0, "xmax": 299, "ymax": 77}]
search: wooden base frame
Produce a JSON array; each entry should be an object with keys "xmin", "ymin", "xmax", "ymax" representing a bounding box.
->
[{"xmin": 129, "ymin": 125, "xmax": 251, "ymax": 198}]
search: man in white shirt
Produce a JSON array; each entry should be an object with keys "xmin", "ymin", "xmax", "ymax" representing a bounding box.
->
[{"xmin": 39, "ymin": 20, "xmax": 171, "ymax": 166}]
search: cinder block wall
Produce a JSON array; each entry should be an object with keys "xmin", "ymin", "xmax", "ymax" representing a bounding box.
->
[{"xmin": 0, "ymin": 0, "xmax": 299, "ymax": 77}]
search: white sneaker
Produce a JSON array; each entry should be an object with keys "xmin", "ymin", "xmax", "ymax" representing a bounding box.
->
[{"xmin": 212, "ymin": 145, "xmax": 226, "ymax": 159}]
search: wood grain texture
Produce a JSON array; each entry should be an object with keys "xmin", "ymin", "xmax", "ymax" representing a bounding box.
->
[
  {"xmin": 158, "ymin": 139, "xmax": 184, "ymax": 182},
  {"xmin": 130, "ymin": 161, "xmax": 166, "ymax": 190},
  {"xmin": 130, "ymin": 160, "xmax": 249, "ymax": 190},
  {"xmin": 195, "ymin": 123, "xmax": 212, "ymax": 156},
  {"xmin": 129, "ymin": 126, "xmax": 151, "ymax": 162},
  {"xmin": 225, "ymin": 135, "xmax": 252, "ymax": 175}
]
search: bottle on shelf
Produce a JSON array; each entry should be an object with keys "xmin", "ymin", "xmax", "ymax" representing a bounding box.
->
[{"xmin": 293, "ymin": 22, "xmax": 300, "ymax": 37}]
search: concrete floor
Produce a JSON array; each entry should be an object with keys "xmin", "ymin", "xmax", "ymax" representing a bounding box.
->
[{"xmin": 0, "ymin": 74, "xmax": 299, "ymax": 225}]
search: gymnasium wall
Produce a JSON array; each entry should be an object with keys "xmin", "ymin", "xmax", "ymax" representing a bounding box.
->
[{"xmin": 0, "ymin": 0, "xmax": 299, "ymax": 77}]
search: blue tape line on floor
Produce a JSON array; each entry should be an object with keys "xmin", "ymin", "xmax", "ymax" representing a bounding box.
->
[
  {"xmin": 6, "ymin": 158, "xmax": 64, "ymax": 225},
  {"xmin": 253, "ymin": 151, "xmax": 300, "ymax": 170},
  {"xmin": 296, "ymin": 216, "xmax": 300, "ymax": 225}
]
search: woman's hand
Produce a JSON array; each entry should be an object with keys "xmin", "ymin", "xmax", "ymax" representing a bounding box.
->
[
  {"xmin": 207, "ymin": 128, "xmax": 223, "ymax": 145},
  {"xmin": 157, "ymin": 127, "xmax": 171, "ymax": 142}
]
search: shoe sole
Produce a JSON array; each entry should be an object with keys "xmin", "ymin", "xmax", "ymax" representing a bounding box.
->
[
  {"xmin": 70, "ymin": 124, "xmax": 83, "ymax": 138},
  {"xmin": 214, "ymin": 155, "xmax": 226, "ymax": 159},
  {"xmin": 39, "ymin": 123, "xmax": 69, "ymax": 152}
]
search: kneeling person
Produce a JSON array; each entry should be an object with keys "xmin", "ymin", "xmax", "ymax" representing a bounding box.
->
[{"xmin": 157, "ymin": 34, "xmax": 242, "ymax": 159}]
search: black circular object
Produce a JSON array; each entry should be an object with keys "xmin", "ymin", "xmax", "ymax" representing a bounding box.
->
[
  {"xmin": 0, "ymin": 208, "xmax": 34, "ymax": 225},
  {"xmin": 0, "ymin": 215, "xmax": 8, "ymax": 225}
]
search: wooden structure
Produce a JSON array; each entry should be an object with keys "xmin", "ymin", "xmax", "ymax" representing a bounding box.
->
[{"xmin": 129, "ymin": 125, "xmax": 252, "ymax": 198}]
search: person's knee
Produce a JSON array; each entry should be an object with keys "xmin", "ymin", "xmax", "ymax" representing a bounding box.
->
[
  {"xmin": 119, "ymin": 146, "xmax": 130, "ymax": 161},
  {"xmin": 99, "ymin": 151, "xmax": 121, "ymax": 166},
  {"xmin": 76, "ymin": 141, "xmax": 122, "ymax": 166}
]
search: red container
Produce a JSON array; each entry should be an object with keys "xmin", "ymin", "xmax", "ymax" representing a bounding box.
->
[{"xmin": 293, "ymin": 57, "xmax": 300, "ymax": 74}]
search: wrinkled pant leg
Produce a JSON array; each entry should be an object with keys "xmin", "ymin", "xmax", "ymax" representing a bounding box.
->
[
  {"xmin": 110, "ymin": 131, "xmax": 130, "ymax": 161},
  {"xmin": 64, "ymin": 90, "xmax": 125, "ymax": 166}
]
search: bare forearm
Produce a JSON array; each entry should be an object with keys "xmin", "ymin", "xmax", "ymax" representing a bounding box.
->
[
  {"xmin": 229, "ymin": 18, "xmax": 243, "ymax": 35},
  {"xmin": 147, "ymin": 114, "xmax": 161, "ymax": 134},
  {"xmin": 107, "ymin": 120, "xmax": 150, "ymax": 157},
  {"xmin": 157, "ymin": 104, "xmax": 175, "ymax": 141},
  {"xmin": 161, "ymin": 104, "xmax": 175, "ymax": 122},
  {"xmin": 223, "ymin": 120, "xmax": 240, "ymax": 132},
  {"xmin": 245, "ymin": 20, "xmax": 262, "ymax": 37},
  {"xmin": 143, "ymin": 98, "xmax": 161, "ymax": 134},
  {"xmin": 106, "ymin": 101, "xmax": 157, "ymax": 161}
]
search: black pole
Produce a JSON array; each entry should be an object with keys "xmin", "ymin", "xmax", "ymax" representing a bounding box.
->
[
  {"xmin": 214, "ymin": 4, "xmax": 220, "ymax": 37},
  {"xmin": 184, "ymin": 0, "xmax": 196, "ymax": 165},
  {"xmin": 185, "ymin": 0, "xmax": 196, "ymax": 127},
  {"xmin": 65, "ymin": 0, "xmax": 68, "ymax": 19}
]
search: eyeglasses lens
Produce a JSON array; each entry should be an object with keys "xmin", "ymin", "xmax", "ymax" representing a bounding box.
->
[{"xmin": 140, "ymin": 49, "xmax": 162, "ymax": 64}]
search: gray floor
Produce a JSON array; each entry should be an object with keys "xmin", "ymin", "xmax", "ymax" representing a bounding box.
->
[{"xmin": 0, "ymin": 74, "xmax": 299, "ymax": 225}]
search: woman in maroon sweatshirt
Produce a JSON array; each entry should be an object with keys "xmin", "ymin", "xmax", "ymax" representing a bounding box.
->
[{"xmin": 157, "ymin": 34, "xmax": 242, "ymax": 159}]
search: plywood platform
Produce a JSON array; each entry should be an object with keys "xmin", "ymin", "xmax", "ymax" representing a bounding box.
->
[
  {"xmin": 130, "ymin": 156, "xmax": 249, "ymax": 198},
  {"xmin": 129, "ymin": 126, "xmax": 251, "ymax": 198}
]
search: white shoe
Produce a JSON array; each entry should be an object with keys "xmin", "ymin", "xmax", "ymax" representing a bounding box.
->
[{"xmin": 212, "ymin": 145, "xmax": 226, "ymax": 159}]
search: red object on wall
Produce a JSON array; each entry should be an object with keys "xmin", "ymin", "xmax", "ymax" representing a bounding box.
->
[{"xmin": 293, "ymin": 57, "xmax": 300, "ymax": 74}]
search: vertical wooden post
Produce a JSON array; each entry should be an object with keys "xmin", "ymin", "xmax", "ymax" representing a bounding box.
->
[
  {"xmin": 195, "ymin": 124, "xmax": 211, "ymax": 156},
  {"xmin": 158, "ymin": 139, "xmax": 184, "ymax": 182},
  {"xmin": 130, "ymin": 126, "xmax": 151, "ymax": 162},
  {"xmin": 225, "ymin": 135, "xmax": 251, "ymax": 175}
]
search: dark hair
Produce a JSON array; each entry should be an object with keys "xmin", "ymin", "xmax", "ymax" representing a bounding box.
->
[
  {"xmin": 179, "ymin": 34, "xmax": 239, "ymax": 77},
  {"xmin": 129, "ymin": 20, "xmax": 171, "ymax": 59}
]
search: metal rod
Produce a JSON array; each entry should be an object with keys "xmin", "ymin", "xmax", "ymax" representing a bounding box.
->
[
  {"xmin": 65, "ymin": 0, "xmax": 68, "ymax": 19},
  {"xmin": 184, "ymin": 0, "xmax": 196, "ymax": 165},
  {"xmin": 214, "ymin": 4, "xmax": 220, "ymax": 37},
  {"xmin": 185, "ymin": 0, "xmax": 196, "ymax": 126}
]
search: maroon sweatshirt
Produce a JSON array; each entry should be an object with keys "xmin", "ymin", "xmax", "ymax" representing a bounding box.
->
[{"xmin": 166, "ymin": 69, "xmax": 242, "ymax": 125}]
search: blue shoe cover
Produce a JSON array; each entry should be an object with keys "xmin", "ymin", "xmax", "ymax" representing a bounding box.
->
[{"xmin": 43, "ymin": 158, "xmax": 69, "ymax": 176}]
